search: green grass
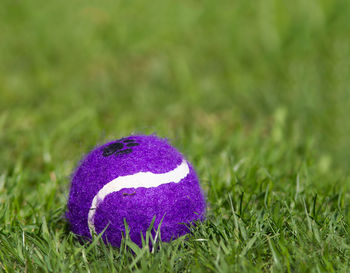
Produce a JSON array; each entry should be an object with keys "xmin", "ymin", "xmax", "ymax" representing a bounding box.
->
[{"xmin": 1, "ymin": 0, "xmax": 350, "ymax": 272}]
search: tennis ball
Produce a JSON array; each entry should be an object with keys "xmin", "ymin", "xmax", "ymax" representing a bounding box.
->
[{"xmin": 67, "ymin": 134, "xmax": 206, "ymax": 247}]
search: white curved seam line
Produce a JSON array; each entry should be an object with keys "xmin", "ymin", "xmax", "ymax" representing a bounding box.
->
[{"xmin": 88, "ymin": 159, "xmax": 189, "ymax": 234}]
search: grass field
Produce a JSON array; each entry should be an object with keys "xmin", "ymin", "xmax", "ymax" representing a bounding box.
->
[{"xmin": 1, "ymin": 0, "xmax": 350, "ymax": 272}]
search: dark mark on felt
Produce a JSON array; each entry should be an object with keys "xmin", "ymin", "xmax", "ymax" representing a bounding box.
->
[
  {"xmin": 103, "ymin": 142, "xmax": 124, "ymax": 157},
  {"xmin": 123, "ymin": 192, "xmax": 136, "ymax": 196},
  {"xmin": 127, "ymin": 143, "xmax": 139, "ymax": 147},
  {"xmin": 115, "ymin": 148, "xmax": 132, "ymax": 155}
]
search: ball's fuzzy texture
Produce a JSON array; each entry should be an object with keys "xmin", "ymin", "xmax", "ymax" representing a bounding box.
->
[{"xmin": 67, "ymin": 135, "xmax": 206, "ymax": 247}]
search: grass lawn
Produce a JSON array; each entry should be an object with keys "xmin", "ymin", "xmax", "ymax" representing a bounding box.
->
[{"xmin": 1, "ymin": 0, "xmax": 350, "ymax": 272}]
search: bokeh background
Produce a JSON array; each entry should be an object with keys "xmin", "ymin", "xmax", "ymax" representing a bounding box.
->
[{"xmin": 2, "ymin": 1, "xmax": 350, "ymax": 176}]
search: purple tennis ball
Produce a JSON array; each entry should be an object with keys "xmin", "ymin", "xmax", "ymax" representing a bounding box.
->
[{"xmin": 67, "ymin": 134, "xmax": 206, "ymax": 247}]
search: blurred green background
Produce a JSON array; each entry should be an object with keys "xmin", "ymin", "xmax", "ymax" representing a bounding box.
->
[{"xmin": 1, "ymin": 0, "xmax": 350, "ymax": 179}]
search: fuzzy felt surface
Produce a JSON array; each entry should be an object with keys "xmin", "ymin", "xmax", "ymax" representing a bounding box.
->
[{"xmin": 67, "ymin": 135, "xmax": 206, "ymax": 247}]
